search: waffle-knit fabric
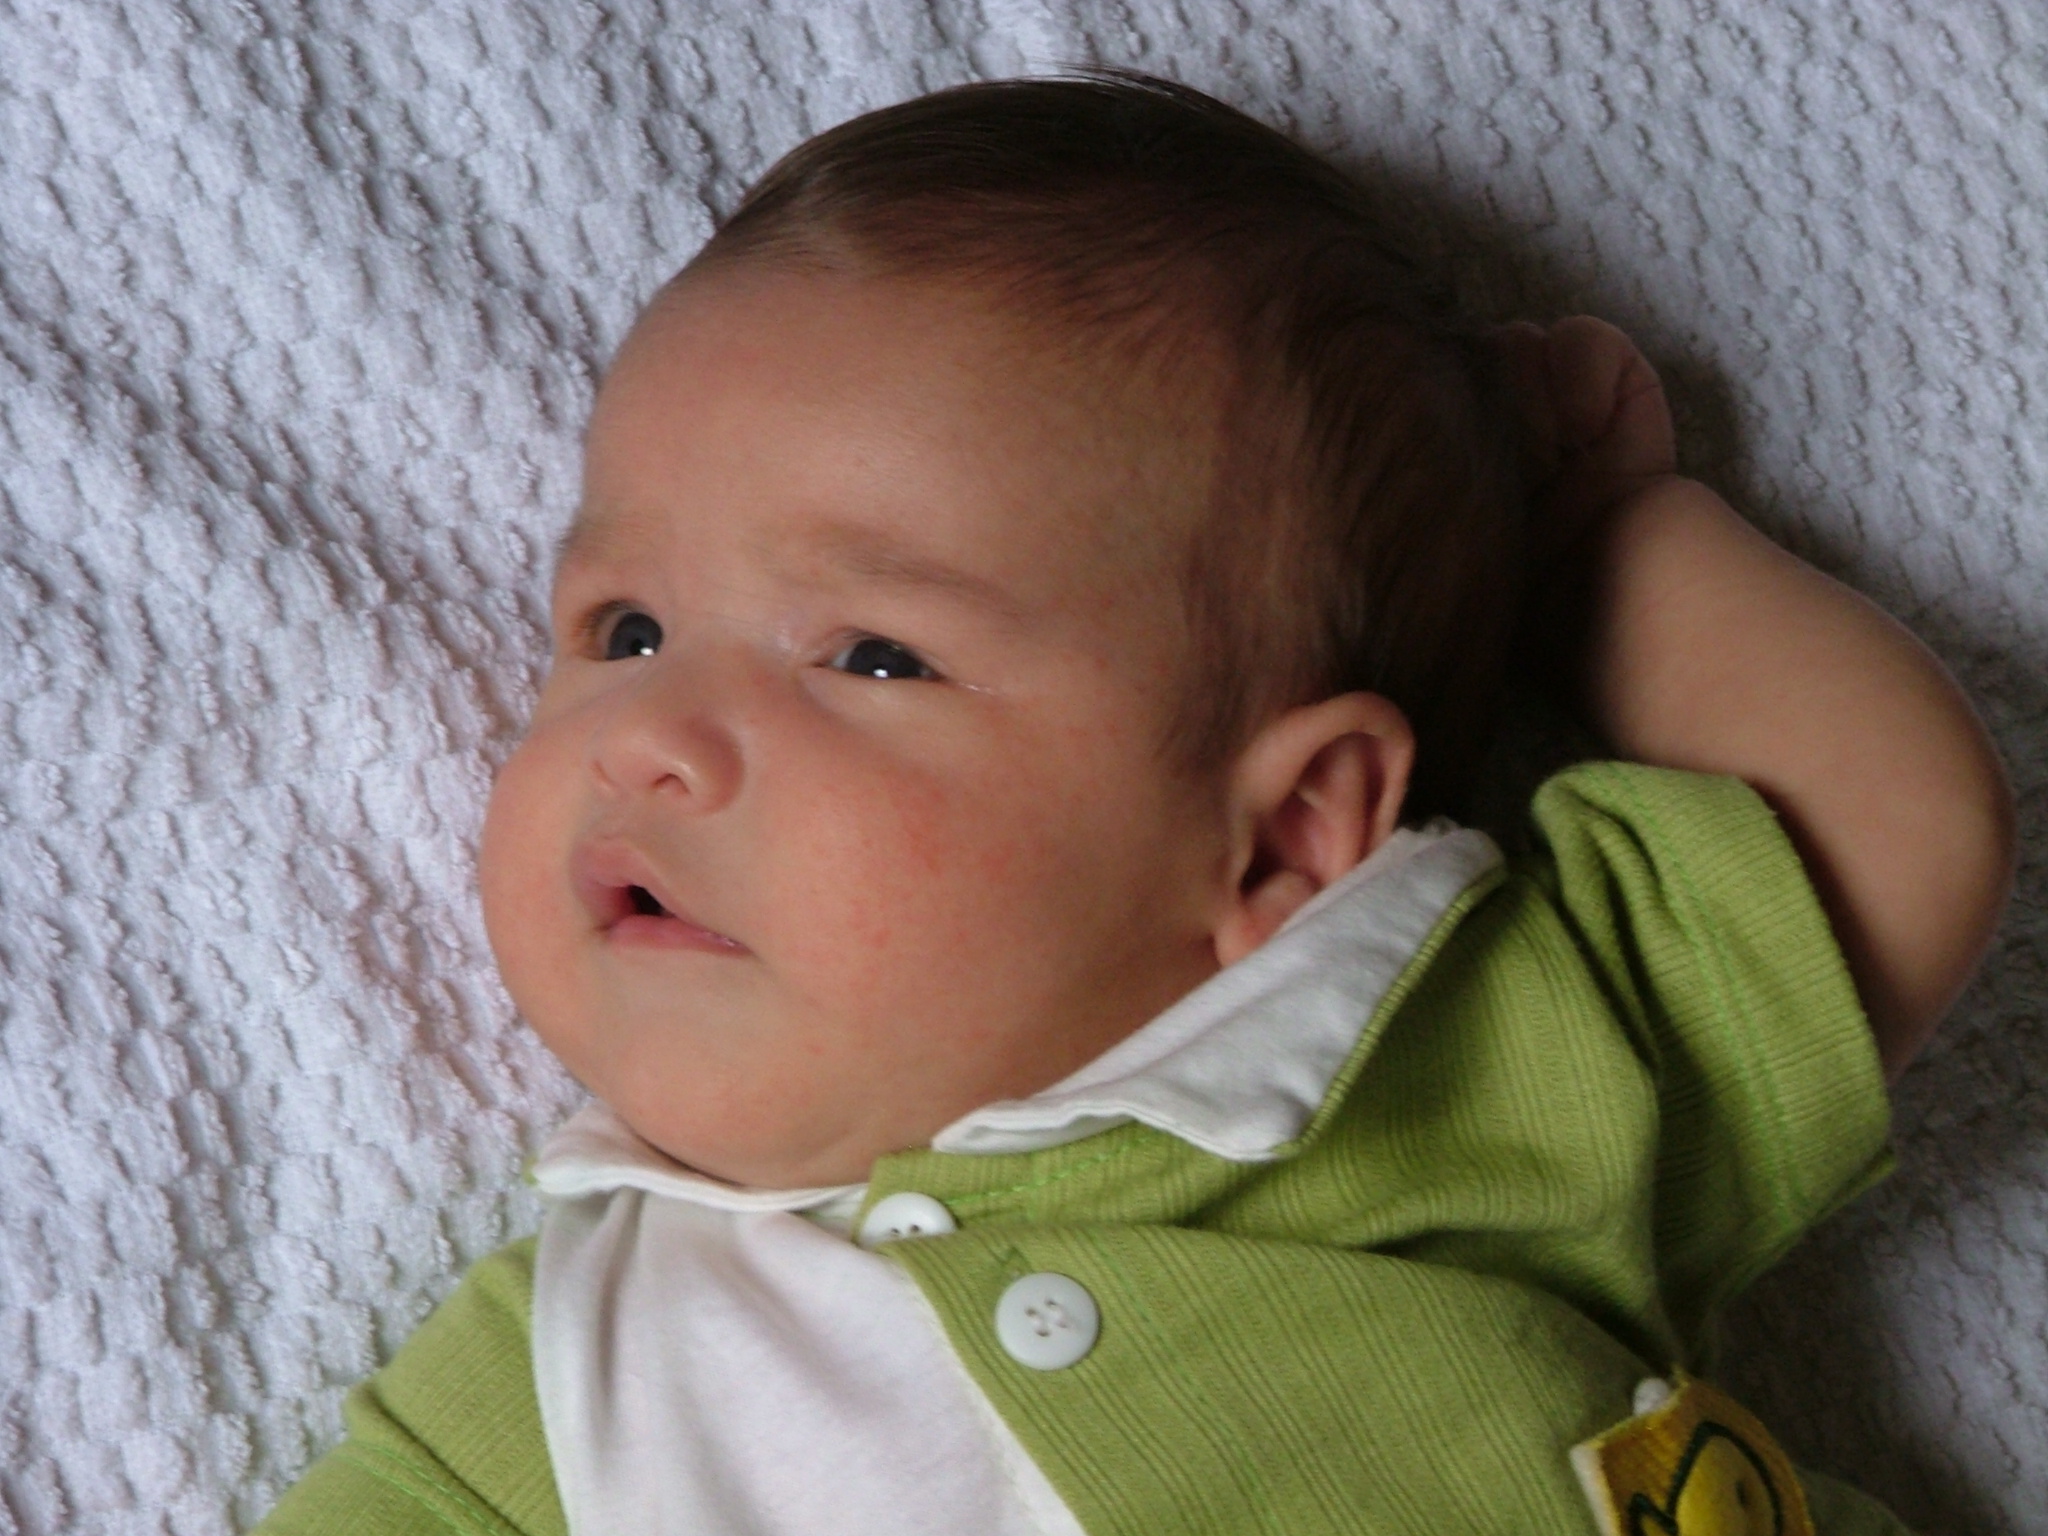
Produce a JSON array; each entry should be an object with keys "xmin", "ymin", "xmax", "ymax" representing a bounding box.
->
[{"xmin": 4, "ymin": 5, "xmax": 2042, "ymax": 1531}]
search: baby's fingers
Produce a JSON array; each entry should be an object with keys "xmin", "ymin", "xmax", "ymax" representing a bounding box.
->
[{"xmin": 1545, "ymin": 316, "xmax": 1675, "ymax": 483}]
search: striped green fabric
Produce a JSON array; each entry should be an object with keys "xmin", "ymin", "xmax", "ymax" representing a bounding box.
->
[
  {"xmin": 257, "ymin": 763, "xmax": 1905, "ymax": 1534},
  {"xmin": 259, "ymin": 1237, "xmax": 568, "ymax": 1536}
]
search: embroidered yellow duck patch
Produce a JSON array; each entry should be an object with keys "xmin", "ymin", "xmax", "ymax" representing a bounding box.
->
[{"xmin": 1571, "ymin": 1374, "xmax": 1813, "ymax": 1536}]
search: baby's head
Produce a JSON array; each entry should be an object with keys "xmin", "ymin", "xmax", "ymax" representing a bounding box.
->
[{"xmin": 479, "ymin": 74, "xmax": 1525, "ymax": 1188}]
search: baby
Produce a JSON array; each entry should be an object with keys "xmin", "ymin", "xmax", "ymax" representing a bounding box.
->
[{"xmin": 260, "ymin": 73, "xmax": 2013, "ymax": 1535}]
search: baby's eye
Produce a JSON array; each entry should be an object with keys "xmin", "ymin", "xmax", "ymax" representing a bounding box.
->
[
  {"xmin": 828, "ymin": 636, "xmax": 935, "ymax": 680},
  {"xmin": 601, "ymin": 609, "xmax": 663, "ymax": 660}
]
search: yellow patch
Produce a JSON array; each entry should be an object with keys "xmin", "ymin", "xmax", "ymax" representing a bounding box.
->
[{"xmin": 1571, "ymin": 1374, "xmax": 1813, "ymax": 1536}]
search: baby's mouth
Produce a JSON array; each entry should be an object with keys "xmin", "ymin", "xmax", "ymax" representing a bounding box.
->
[
  {"xmin": 573, "ymin": 842, "xmax": 749, "ymax": 955},
  {"xmin": 604, "ymin": 882, "xmax": 749, "ymax": 954}
]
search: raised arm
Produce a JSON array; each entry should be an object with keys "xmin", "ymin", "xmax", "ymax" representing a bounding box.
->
[{"xmin": 1512, "ymin": 319, "xmax": 2016, "ymax": 1080}]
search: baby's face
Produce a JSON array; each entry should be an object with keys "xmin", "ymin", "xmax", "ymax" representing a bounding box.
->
[{"xmin": 480, "ymin": 266, "xmax": 1236, "ymax": 1188}]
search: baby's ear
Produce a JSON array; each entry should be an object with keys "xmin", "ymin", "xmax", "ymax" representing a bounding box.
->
[{"xmin": 1212, "ymin": 693, "xmax": 1414, "ymax": 968}]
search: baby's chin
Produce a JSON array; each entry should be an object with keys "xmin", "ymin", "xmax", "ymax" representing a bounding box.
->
[
  {"xmin": 638, "ymin": 1119, "xmax": 903, "ymax": 1191},
  {"xmin": 602, "ymin": 1075, "xmax": 937, "ymax": 1191}
]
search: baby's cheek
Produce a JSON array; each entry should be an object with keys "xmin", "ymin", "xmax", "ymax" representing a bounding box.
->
[
  {"xmin": 783, "ymin": 790, "xmax": 1009, "ymax": 995},
  {"xmin": 885, "ymin": 784, "xmax": 955, "ymax": 882},
  {"xmin": 477, "ymin": 763, "xmax": 533, "ymax": 943},
  {"xmin": 481, "ymin": 745, "xmax": 548, "ymax": 884},
  {"xmin": 478, "ymin": 740, "xmax": 579, "ymax": 1007}
]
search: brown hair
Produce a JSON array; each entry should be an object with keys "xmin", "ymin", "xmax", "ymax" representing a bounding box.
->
[{"xmin": 689, "ymin": 72, "xmax": 1526, "ymax": 821}]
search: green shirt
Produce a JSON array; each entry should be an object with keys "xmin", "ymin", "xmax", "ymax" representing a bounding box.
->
[{"xmin": 260, "ymin": 764, "xmax": 1911, "ymax": 1535}]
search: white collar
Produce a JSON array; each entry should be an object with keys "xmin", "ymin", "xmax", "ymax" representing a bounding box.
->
[
  {"xmin": 531, "ymin": 1099, "xmax": 866, "ymax": 1215},
  {"xmin": 931, "ymin": 821, "xmax": 1498, "ymax": 1160},
  {"xmin": 533, "ymin": 822, "xmax": 1499, "ymax": 1209}
]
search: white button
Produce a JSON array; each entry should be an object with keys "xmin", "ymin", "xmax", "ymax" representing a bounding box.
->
[
  {"xmin": 857, "ymin": 1191, "xmax": 958, "ymax": 1249},
  {"xmin": 1633, "ymin": 1377, "xmax": 1675, "ymax": 1416},
  {"xmin": 995, "ymin": 1272, "xmax": 1099, "ymax": 1370}
]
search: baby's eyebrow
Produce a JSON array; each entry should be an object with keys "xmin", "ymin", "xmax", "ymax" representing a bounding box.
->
[
  {"xmin": 552, "ymin": 509, "xmax": 1031, "ymax": 626},
  {"xmin": 552, "ymin": 512, "xmax": 629, "ymax": 577},
  {"xmin": 794, "ymin": 519, "xmax": 1029, "ymax": 623},
  {"xmin": 552, "ymin": 516, "xmax": 599, "ymax": 576}
]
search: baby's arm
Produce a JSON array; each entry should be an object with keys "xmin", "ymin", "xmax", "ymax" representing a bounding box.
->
[{"xmin": 1513, "ymin": 319, "xmax": 2017, "ymax": 1080}]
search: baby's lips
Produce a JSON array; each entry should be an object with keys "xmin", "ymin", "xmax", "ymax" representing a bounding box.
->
[
  {"xmin": 570, "ymin": 840, "xmax": 676, "ymax": 922},
  {"xmin": 569, "ymin": 839, "xmax": 749, "ymax": 953}
]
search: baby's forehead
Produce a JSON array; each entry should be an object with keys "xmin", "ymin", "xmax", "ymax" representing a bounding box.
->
[
  {"xmin": 579, "ymin": 261, "xmax": 1230, "ymax": 564},
  {"xmin": 660, "ymin": 254, "xmax": 1234, "ymax": 410}
]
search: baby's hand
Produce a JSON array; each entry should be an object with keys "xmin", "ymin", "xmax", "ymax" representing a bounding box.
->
[
  {"xmin": 1501, "ymin": 320, "xmax": 2014, "ymax": 1079},
  {"xmin": 1499, "ymin": 316, "xmax": 1677, "ymax": 560},
  {"xmin": 1499, "ymin": 316, "xmax": 1682, "ymax": 689}
]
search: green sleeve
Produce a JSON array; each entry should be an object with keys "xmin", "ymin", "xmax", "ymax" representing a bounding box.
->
[
  {"xmin": 1528, "ymin": 763, "xmax": 1893, "ymax": 1343},
  {"xmin": 254, "ymin": 1237, "xmax": 566, "ymax": 1536}
]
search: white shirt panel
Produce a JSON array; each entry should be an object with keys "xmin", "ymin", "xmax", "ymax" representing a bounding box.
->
[{"xmin": 535, "ymin": 1185, "xmax": 1086, "ymax": 1536}]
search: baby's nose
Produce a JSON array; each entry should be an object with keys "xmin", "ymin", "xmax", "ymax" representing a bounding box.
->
[{"xmin": 587, "ymin": 657, "xmax": 744, "ymax": 813}]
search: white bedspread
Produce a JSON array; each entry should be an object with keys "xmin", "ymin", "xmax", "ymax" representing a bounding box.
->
[{"xmin": 1, "ymin": 2, "xmax": 2042, "ymax": 1532}]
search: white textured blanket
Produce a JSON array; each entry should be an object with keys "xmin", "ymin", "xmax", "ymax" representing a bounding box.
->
[{"xmin": 1, "ymin": 2, "xmax": 2042, "ymax": 1532}]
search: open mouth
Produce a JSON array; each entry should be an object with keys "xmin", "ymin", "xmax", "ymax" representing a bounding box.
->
[
  {"xmin": 605, "ymin": 881, "xmax": 747, "ymax": 954},
  {"xmin": 572, "ymin": 843, "xmax": 749, "ymax": 955}
]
